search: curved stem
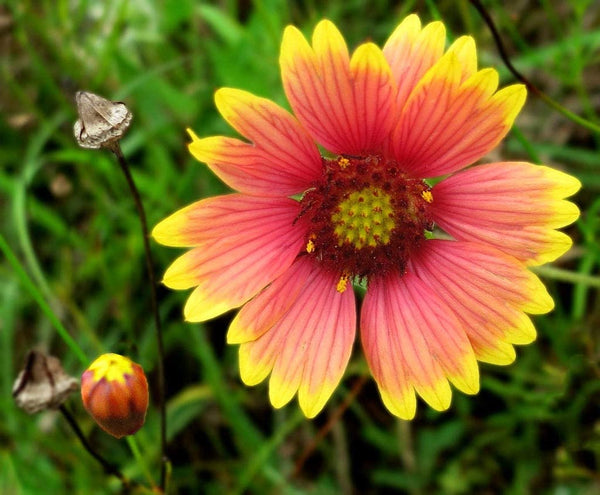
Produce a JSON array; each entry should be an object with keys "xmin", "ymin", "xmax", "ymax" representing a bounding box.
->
[
  {"xmin": 469, "ymin": 0, "xmax": 600, "ymax": 134},
  {"xmin": 59, "ymin": 405, "xmax": 135, "ymax": 489},
  {"xmin": 109, "ymin": 143, "xmax": 168, "ymax": 491}
]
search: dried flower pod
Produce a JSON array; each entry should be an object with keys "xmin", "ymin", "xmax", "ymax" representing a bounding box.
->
[
  {"xmin": 81, "ymin": 353, "xmax": 148, "ymax": 438},
  {"xmin": 73, "ymin": 91, "xmax": 132, "ymax": 150},
  {"xmin": 13, "ymin": 350, "xmax": 79, "ymax": 414}
]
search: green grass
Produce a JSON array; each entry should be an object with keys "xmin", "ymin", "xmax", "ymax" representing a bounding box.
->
[{"xmin": 1, "ymin": 0, "xmax": 599, "ymax": 493}]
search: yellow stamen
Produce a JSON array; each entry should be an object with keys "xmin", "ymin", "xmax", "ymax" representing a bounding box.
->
[
  {"xmin": 338, "ymin": 157, "xmax": 350, "ymax": 169},
  {"xmin": 336, "ymin": 274, "xmax": 350, "ymax": 293},
  {"xmin": 422, "ymin": 190, "xmax": 433, "ymax": 203},
  {"xmin": 306, "ymin": 233, "xmax": 316, "ymax": 253}
]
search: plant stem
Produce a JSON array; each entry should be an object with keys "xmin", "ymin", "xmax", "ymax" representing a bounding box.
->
[
  {"xmin": 469, "ymin": 0, "xmax": 600, "ymax": 134},
  {"xmin": 109, "ymin": 142, "xmax": 168, "ymax": 491},
  {"xmin": 59, "ymin": 405, "xmax": 135, "ymax": 489},
  {"xmin": 532, "ymin": 265, "xmax": 600, "ymax": 288}
]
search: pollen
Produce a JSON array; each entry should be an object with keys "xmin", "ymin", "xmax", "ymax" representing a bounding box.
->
[
  {"xmin": 331, "ymin": 188, "xmax": 395, "ymax": 249},
  {"xmin": 338, "ymin": 157, "xmax": 350, "ymax": 169},
  {"xmin": 422, "ymin": 190, "xmax": 433, "ymax": 203},
  {"xmin": 336, "ymin": 273, "xmax": 350, "ymax": 293}
]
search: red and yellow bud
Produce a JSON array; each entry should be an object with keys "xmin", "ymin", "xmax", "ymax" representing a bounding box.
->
[{"xmin": 81, "ymin": 353, "xmax": 148, "ymax": 438}]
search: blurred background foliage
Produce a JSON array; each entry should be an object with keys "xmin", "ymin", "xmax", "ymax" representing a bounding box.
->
[{"xmin": 1, "ymin": 0, "xmax": 599, "ymax": 493}]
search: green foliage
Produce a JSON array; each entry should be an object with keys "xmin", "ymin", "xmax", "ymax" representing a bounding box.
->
[{"xmin": 1, "ymin": 0, "xmax": 599, "ymax": 493}]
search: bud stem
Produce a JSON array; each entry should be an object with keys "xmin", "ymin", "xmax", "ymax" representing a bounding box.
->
[{"xmin": 110, "ymin": 142, "xmax": 169, "ymax": 491}]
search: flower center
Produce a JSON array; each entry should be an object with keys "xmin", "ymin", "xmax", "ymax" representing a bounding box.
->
[
  {"xmin": 331, "ymin": 187, "xmax": 395, "ymax": 249},
  {"xmin": 298, "ymin": 155, "xmax": 433, "ymax": 287}
]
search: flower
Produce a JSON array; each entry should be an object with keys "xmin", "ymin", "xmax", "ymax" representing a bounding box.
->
[
  {"xmin": 153, "ymin": 16, "xmax": 580, "ymax": 419},
  {"xmin": 81, "ymin": 353, "xmax": 149, "ymax": 438}
]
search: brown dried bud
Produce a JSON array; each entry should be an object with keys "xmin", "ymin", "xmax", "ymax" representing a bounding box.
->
[
  {"xmin": 73, "ymin": 91, "xmax": 132, "ymax": 150},
  {"xmin": 13, "ymin": 350, "xmax": 79, "ymax": 414}
]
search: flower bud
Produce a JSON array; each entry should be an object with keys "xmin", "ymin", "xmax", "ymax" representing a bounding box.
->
[{"xmin": 81, "ymin": 353, "xmax": 148, "ymax": 438}]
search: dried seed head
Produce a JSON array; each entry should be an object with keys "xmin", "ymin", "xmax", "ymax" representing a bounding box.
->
[
  {"xmin": 73, "ymin": 91, "xmax": 132, "ymax": 150},
  {"xmin": 12, "ymin": 350, "xmax": 79, "ymax": 414}
]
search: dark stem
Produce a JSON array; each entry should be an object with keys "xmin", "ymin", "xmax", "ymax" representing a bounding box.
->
[
  {"xmin": 60, "ymin": 405, "xmax": 132, "ymax": 488},
  {"xmin": 470, "ymin": 0, "xmax": 600, "ymax": 134},
  {"xmin": 110, "ymin": 142, "xmax": 168, "ymax": 491},
  {"xmin": 468, "ymin": 0, "xmax": 540, "ymax": 95}
]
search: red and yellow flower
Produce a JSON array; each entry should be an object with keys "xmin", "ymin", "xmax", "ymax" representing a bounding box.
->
[
  {"xmin": 153, "ymin": 16, "xmax": 580, "ymax": 419},
  {"xmin": 81, "ymin": 353, "xmax": 149, "ymax": 438}
]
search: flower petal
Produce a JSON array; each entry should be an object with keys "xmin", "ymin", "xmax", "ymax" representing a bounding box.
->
[
  {"xmin": 446, "ymin": 36, "xmax": 477, "ymax": 81},
  {"xmin": 391, "ymin": 49, "xmax": 526, "ymax": 177},
  {"xmin": 361, "ymin": 271, "xmax": 479, "ymax": 419},
  {"xmin": 432, "ymin": 162, "xmax": 581, "ymax": 265},
  {"xmin": 154, "ymin": 194, "xmax": 306, "ymax": 321},
  {"xmin": 411, "ymin": 240, "xmax": 553, "ymax": 365},
  {"xmin": 383, "ymin": 15, "xmax": 446, "ymax": 112},
  {"xmin": 187, "ymin": 89, "xmax": 322, "ymax": 196},
  {"xmin": 280, "ymin": 20, "xmax": 396, "ymax": 155},
  {"xmin": 228, "ymin": 257, "xmax": 312, "ymax": 344},
  {"xmin": 348, "ymin": 43, "xmax": 397, "ymax": 153},
  {"xmin": 238, "ymin": 259, "xmax": 356, "ymax": 418},
  {"xmin": 152, "ymin": 193, "xmax": 302, "ymax": 248}
]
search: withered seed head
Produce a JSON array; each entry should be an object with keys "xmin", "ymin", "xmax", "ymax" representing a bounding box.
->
[
  {"xmin": 73, "ymin": 91, "xmax": 132, "ymax": 150},
  {"xmin": 12, "ymin": 350, "xmax": 79, "ymax": 414}
]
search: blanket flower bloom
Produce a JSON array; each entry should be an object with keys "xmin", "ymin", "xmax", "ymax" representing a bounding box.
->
[{"xmin": 153, "ymin": 16, "xmax": 580, "ymax": 419}]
